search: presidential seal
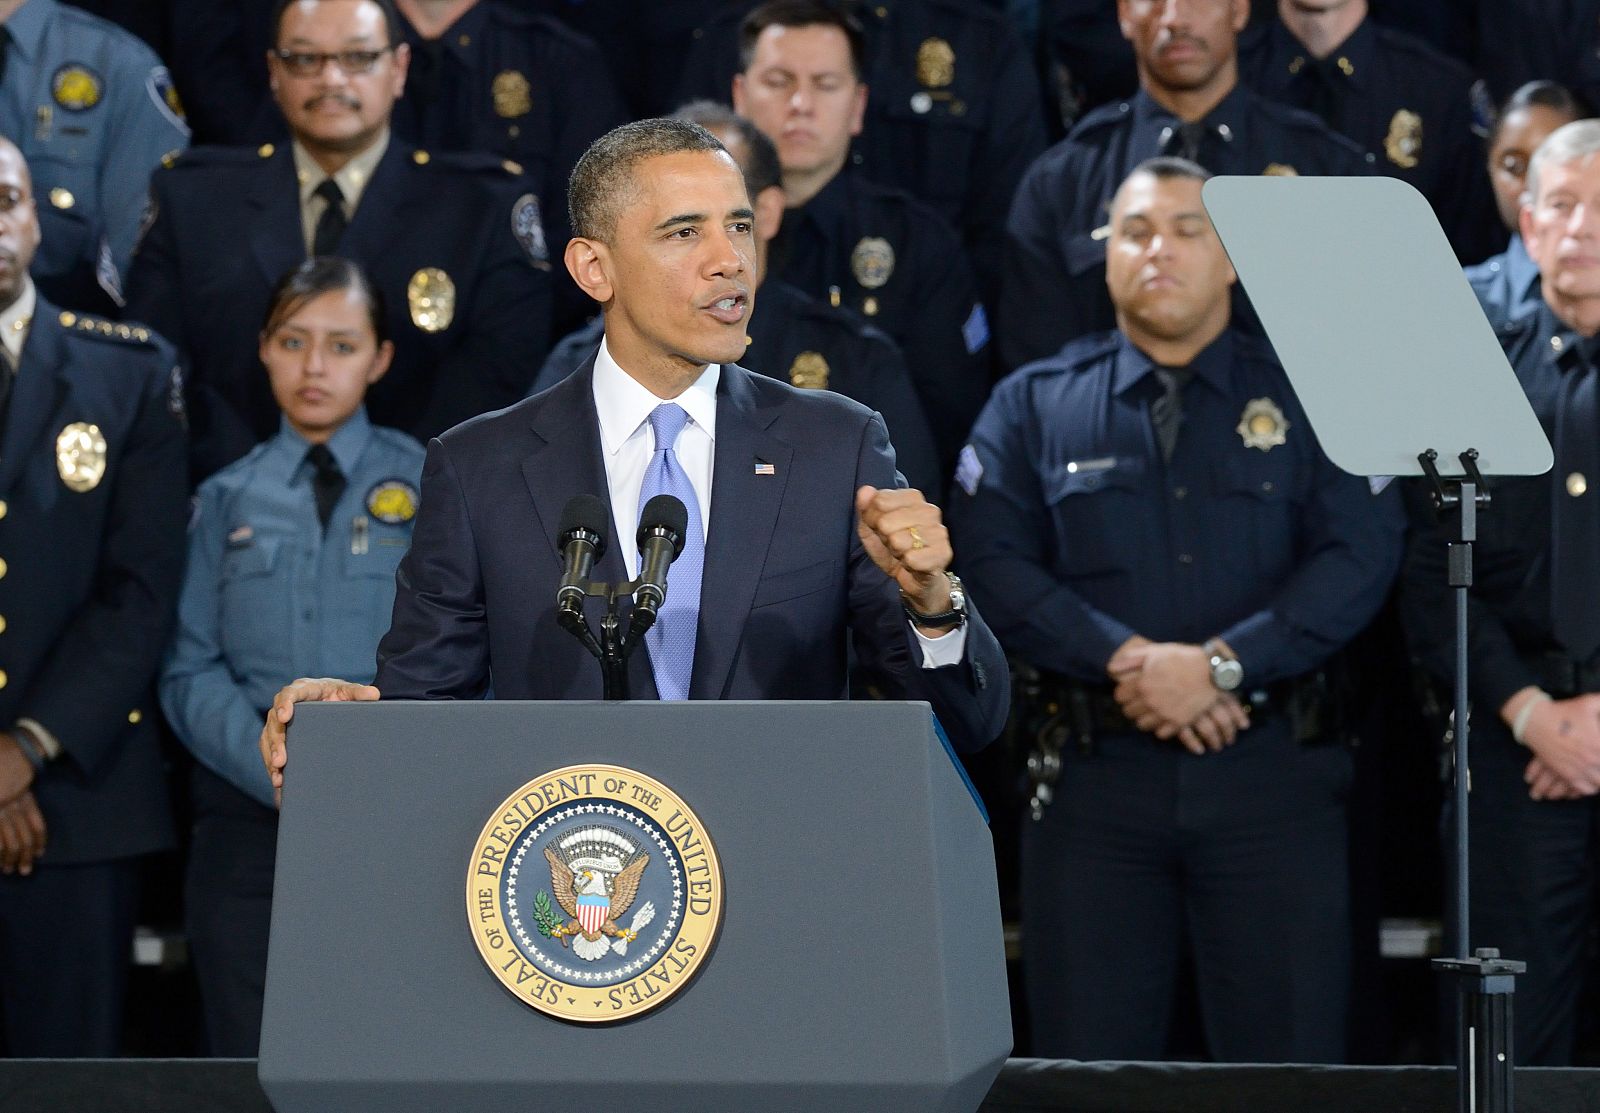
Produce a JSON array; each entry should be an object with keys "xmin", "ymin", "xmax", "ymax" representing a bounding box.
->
[
  {"xmin": 1236, "ymin": 397, "xmax": 1290, "ymax": 452},
  {"xmin": 467, "ymin": 764, "xmax": 723, "ymax": 1023}
]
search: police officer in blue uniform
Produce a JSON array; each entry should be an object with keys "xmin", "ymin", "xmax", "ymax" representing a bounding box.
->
[
  {"xmin": 389, "ymin": 0, "xmax": 626, "ymax": 298},
  {"xmin": 953, "ymin": 158, "xmax": 1402, "ymax": 1062},
  {"xmin": 162, "ymin": 257, "xmax": 423, "ymax": 1056},
  {"xmin": 1404, "ymin": 120, "xmax": 1600, "ymax": 1067},
  {"xmin": 1465, "ymin": 82, "xmax": 1580, "ymax": 331},
  {"xmin": 533, "ymin": 101, "xmax": 942, "ymax": 496},
  {"xmin": 0, "ymin": 138, "xmax": 187, "ymax": 1056},
  {"xmin": 731, "ymin": 1, "xmax": 989, "ymax": 474},
  {"xmin": 1239, "ymin": 0, "xmax": 1495, "ymax": 263},
  {"xmin": 125, "ymin": 0, "xmax": 551, "ymax": 480},
  {"xmin": 0, "ymin": 0, "xmax": 189, "ymax": 314},
  {"xmin": 676, "ymin": 0, "xmax": 1046, "ymax": 307},
  {"xmin": 1001, "ymin": 0, "xmax": 1371, "ymax": 372}
]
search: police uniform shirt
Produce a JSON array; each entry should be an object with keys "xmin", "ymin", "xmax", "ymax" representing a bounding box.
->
[
  {"xmin": 949, "ymin": 328, "xmax": 1404, "ymax": 682},
  {"xmin": 530, "ymin": 279, "xmax": 944, "ymax": 495},
  {"xmin": 160, "ymin": 408, "xmax": 425, "ymax": 807},
  {"xmin": 768, "ymin": 166, "xmax": 991, "ymax": 474},
  {"xmin": 0, "ymin": 275, "xmax": 36, "ymax": 365},
  {"xmin": 1465, "ymin": 234, "xmax": 1542, "ymax": 333},
  {"xmin": 673, "ymin": 0, "xmax": 1048, "ymax": 306},
  {"xmin": 1238, "ymin": 17, "xmax": 1496, "ymax": 263},
  {"xmin": 292, "ymin": 130, "xmax": 387, "ymax": 254},
  {"xmin": 0, "ymin": 0, "xmax": 189, "ymax": 310},
  {"xmin": 389, "ymin": 2, "xmax": 627, "ymax": 290},
  {"xmin": 1000, "ymin": 83, "xmax": 1371, "ymax": 371}
]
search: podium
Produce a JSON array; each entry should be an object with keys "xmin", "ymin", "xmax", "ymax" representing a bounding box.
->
[{"xmin": 258, "ymin": 700, "xmax": 1011, "ymax": 1113}]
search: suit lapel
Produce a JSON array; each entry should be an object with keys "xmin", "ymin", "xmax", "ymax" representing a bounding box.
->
[
  {"xmin": 0, "ymin": 305, "xmax": 69, "ymax": 497},
  {"xmin": 690, "ymin": 365, "xmax": 793, "ymax": 700},
  {"xmin": 520, "ymin": 356, "xmax": 658, "ymax": 699},
  {"xmin": 247, "ymin": 148, "xmax": 306, "ymax": 289}
]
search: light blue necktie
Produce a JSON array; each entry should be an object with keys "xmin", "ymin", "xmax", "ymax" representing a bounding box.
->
[{"xmin": 638, "ymin": 404, "xmax": 704, "ymax": 700}]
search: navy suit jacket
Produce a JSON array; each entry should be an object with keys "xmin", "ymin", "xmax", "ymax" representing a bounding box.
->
[{"xmin": 375, "ymin": 357, "xmax": 1009, "ymax": 753}]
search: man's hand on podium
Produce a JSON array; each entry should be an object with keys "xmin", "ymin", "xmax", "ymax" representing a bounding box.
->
[{"xmin": 260, "ymin": 677, "xmax": 380, "ymax": 807}]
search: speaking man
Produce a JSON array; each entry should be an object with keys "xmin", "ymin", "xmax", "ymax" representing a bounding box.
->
[{"xmin": 261, "ymin": 118, "xmax": 1009, "ymax": 793}]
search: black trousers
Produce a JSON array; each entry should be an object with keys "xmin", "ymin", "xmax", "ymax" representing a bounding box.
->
[
  {"xmin": 0, "ymin": 858, "xmax": 138, "ymax": 1056},
  {"xmin": 185, "ymin": 764, "xmax": 278, "ymax": 1057},
  {"xmin": 1021, "ymin": 722, "xmax": 1353, "ymax": 1062},
  {"xmin": 1446, "ymin": 714, "xmax": 1600, "ymax": 1066}
]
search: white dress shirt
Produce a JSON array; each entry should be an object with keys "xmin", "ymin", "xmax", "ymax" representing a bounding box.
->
[{"xmin": 591, "ymin": 337, "xmax": 965, "ymax": 666}]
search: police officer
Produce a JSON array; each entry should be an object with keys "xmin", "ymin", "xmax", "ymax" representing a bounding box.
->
[
  {"xmin": 1239, "ymin": 0, "xmax": 1495, "ymax": 263},
  {"xmin": 730, "ymin": 0, "xmax": 989, "ymax": 473},
  {"xmin": 676, "ymin": 0, "xmax": 1046, "ymax": 308},
  {"xmin": 0, "ymin": 137, "xmax": 187, "ymax": 1056},
  {"xmin": 1404, "ymin": 119, "xmax": 1600, "ymax": 1067},
  {"xmin": 162, "ymin": 256, "xmax": 423, "ymax": 1056},
  {"xmin": 952, "ymin": 158, "xmax": 1402, "ymax": 1062},
  {"xmin": 389, "ymin": 0, "xmax": 626, "ymax": 302},
  {"xmin": 1465, "ymin": 82, "xmax": 1581, "ymax": 331},
  {"xmin": 534, "ymin": 100, "xmax": 942, "ymax": 495},
  {"xmin": 0, "ymin": 0, "xmax": 190, "ymax": 313},
  {"xmin": 1001, "ymin": 0, "xmax": 1371, "ymax": 371},
  {"xmin": 125, "ymin": 0, "xmax": 551, "ymax": 480}
]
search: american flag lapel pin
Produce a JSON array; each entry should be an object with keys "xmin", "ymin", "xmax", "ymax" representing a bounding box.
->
[{"xmin": 754, "ymin": 460, "xmax": 776, "ymax": 476}]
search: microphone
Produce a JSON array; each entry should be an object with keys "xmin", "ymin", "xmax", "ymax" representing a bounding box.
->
[
  {"xmin": 556, "ymin": 494, "xmax": 609, "ymax": 617},
  {"xmin": 629, "ymin": 494, "xmax": 688, "ymax": 637}
]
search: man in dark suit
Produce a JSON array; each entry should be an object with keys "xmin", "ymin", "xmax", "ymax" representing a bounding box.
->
[
  {"xmin": 126, "ymin": 0, "xmax": 551, "ymax": 480},
  {"xmin": 261, "ymin": 118, "xmax": 1009, "ymax": 792},
  {"xmin": 0, "ymin": 138, "xmax": 189, "ymax": 1055}
]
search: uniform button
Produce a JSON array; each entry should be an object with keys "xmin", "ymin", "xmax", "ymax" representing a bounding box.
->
[
  {"xmin": 1261, "ymin": 481, "xmax": 1274, "ymax": 492},
  {"xmin": 1177, "ymin": 553, "xmax": 1194, "ymax": 564},
  {"xmin": 0, "ymin": 499, "xmax": 8, "ymax": 519},
  {"xmin": 128, "ymin": 709, "xmax": 143, "ymax": 724},
  {"xmin": 458, "ymin": 33, "xmax": 470, "ymax": 46},
  {"xmin": 1568, "ymin": 472, "xmax": 1588, "ymax": 497},
  {"xmin": 0, "ymin": 615, "xmax": 8, "ymax": 634},
  {"xmin": 0, "ymin": 556, "xmax": 9, "ymax": 579},
  {"xmin": 1552, "ymin": 335, "xmax": 1565, "ymax": 353},
  {"xmin": 1173, "ymin": 486, "xmax": 1187, "ymax": 499},
  {"xmin": 0, "ymin": 670, "xmax": 9, "ymax": 690}
]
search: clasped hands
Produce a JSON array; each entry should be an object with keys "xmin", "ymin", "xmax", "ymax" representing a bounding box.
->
[
  {"xmin": 0, "ymin": 731, "xmax": 45, "ymax": 876},
  {"xmin": 1108, "ymin": 635, "xmax": 1249, "ymax": 755},
  {"xmin": 1503, "ymin": 686, "xmax": 1600, "ymax": 802}
]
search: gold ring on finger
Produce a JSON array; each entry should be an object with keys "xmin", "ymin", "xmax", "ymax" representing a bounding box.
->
[{"xmin": 908, "ymin": 525, "xmax": 927, "ymax": 550}]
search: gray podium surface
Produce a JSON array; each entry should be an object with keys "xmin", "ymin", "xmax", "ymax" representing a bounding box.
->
[
  {"xmin": 1203, "ymin": 175, "xmax": 1551, "ymax": 478},
  {"xmin": 258, "ymin": 700, "xmax": 1010, "ymax": 1113}
]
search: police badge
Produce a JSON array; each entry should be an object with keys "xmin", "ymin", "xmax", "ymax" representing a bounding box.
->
[
  {"xmin": 467, "ymin": 764, "xmax": 723, "ymax": 1022},
  {"xmin": 916, "ymin": 37, "xmax": 955, "ymax": 88},
  {"xmin": 56, "ymin": 422, "xmax": 107, "ymax": 492},
  {"xmin": 407, "ymin": 268, "xmax": 456, "ymax": 333},
  {"xmin": 365, "ymin": 479, "xmax": 418, "ymax": 524},
  {"xmin": 52, "ymin": 65, "xmax": 102, "ymax": 111},
  {"xmin": 1236, "ymin": 398, "xmax": 1290, "ymax": 451},
  {"xmin": 1385, "ymin": 109, "xmax": 1423, "ymax": 170},
  {"xmin": 851, "ymin": 236, "xmax": 895, "ymax": 290},
  {"xmin": 492, "ymin": 70, "xmax": 532, "ymax": 119},
  {"xmin": 789, "ymin": 351, "xmax": 829, "ymax": 390}
]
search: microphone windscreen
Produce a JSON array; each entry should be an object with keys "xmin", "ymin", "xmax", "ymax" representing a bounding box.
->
[
  {"xmin": 637, "ymin": 493, "xmax": 689, "ymax": 557},
  {"xmin": 558, "ymin": 493, "xmax": 610, "ymax": 558}
]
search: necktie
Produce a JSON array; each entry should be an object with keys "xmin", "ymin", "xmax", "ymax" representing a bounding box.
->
[
  {"xmin": 1161, "ymin": 122, "xmax": 1208, "ymax": 163},
  {"xmin": 306, "ymin": 443, "xmax": 345, "ymax": 531},
  {"xmin": 0, "ymin": 26, "xmax": 12, "ymax": 88},
  {"xmin": 1296, "ymin": 57, "xmax": 1343, "ymax": 131},
  {"xmin": 637, "ymin": 404, "xmax": 705, "ymax": 700},
  {"xmin": 312, "ymin": 178, "xmax": 347, "ymax": 256},
  {"xmin": 1551, "ymin": 344, "xmax": 1600, "ymax": 660},
  {"xmin": 1150, "ymin": 367, "xmax": 1191, "ymax": 464}
]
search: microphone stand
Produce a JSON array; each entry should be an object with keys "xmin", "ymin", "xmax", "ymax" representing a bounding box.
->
[{"xmin": 559, "ymin": 575, "xmax": 658, "ymax": 701}]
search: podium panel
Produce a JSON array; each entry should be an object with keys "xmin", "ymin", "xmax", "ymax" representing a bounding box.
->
[{"xmin": 258, "ymin": 700, "xmax": 1010, "ymax": 1113}]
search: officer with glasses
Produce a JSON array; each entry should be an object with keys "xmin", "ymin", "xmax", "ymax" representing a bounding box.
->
[{"xmin": 126, "ymin": 0, "xmax": 552, "ymax": 481}]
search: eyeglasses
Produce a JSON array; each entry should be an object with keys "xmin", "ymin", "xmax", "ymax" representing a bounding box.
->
[{"xmin": 272, "ymin": 46, "xmax": 393, "ymax": 78}]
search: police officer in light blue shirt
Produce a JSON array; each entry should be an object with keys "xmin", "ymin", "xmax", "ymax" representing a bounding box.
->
[
  {"xmin": 161, "ymin": 256, "xmax": 423, "ymax": 1056},
  {"xmin": 0, "ymin": 0, "xmax": 189, "ymax": 312}
]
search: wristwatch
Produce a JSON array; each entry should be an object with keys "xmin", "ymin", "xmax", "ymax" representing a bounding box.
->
[
  {"xmin": 903, "ymin": 572, "xmax": 967, "ymax": 631},
  {"xmin": 1205, "ymin": 639, "xmax": 1243, "ymax": 691}
]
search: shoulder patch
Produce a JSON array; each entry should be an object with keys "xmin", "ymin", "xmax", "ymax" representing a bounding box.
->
[
  {"xmin": 512, "ymin": 193, "xmax": 550, "ymax": 268},
  {"xmin": 146, "ymin": 66, "xmax": 190, "ymax": 134},
  {"xmin": 955, "ymin": 444, "xmax": 984, "ymax": 497}
]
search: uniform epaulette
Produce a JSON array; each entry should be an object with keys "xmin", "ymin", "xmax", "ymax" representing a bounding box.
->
[
  {"xmin": 163, "ymin": 144, "xmax": 269, "ymax": 170},
  {"xmin": 1071, "ymin": 100, "xmax": 1133, "ymax": 139},
  {"xmin": 1056, "ymin": 331, "xmax": 1122, "ymax": 372},
  {"xmin": 56, "ymin": 310, "xmax": 157, "ymax": 346},
  {"xmin": 409, "ymin": 148, "xmax": 524, "ymax": 177}
]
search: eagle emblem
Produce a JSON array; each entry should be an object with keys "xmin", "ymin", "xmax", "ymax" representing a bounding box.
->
[{"xmin": 541, "ymin": 826, "xmax": 656, "ymax": 962}]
